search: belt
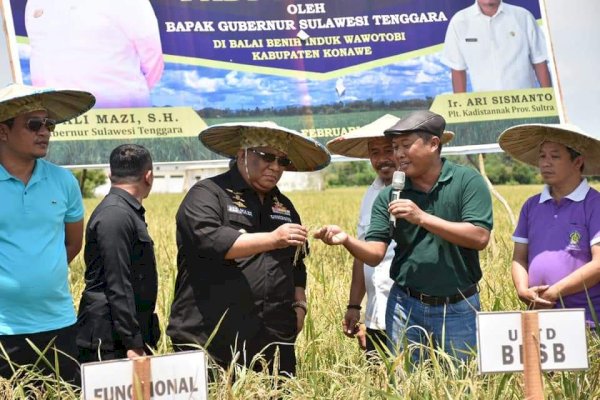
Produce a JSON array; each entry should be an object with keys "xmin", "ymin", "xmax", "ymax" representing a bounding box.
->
[{"xmin": 400, "ymin": 284, "xmax": 478, "ymax": 306}]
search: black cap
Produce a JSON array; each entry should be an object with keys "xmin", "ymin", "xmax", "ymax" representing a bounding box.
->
[{"xmin": 384, "ymin": 110, "xmax": 446, "ymax": 138}]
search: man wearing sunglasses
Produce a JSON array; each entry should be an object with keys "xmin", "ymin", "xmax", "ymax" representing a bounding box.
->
[
  {"xmin": 0, "ymin": 83, "xmax": 95, "ymax": 385},
  {"xmin": 168, "ymin": 122, "xmax": 330, "ymax": 378}
]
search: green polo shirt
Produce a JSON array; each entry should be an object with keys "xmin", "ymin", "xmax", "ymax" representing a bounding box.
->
[{"xmin": 365, "ymin": 159, "xmax": 493, "ymax": 296}]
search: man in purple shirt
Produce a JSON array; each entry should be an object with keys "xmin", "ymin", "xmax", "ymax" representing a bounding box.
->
[{"xmin": 499, "ymin": 123, "xmax": 600, "ymax": 326}]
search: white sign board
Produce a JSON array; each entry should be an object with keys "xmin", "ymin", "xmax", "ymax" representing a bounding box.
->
[
  {"xmin": 81, "ymin": 350, "xmax": 208, "ymax": 400},
  {"xmin": 477, "ymin": 309, "xmax": 589, "ymax": 373}
]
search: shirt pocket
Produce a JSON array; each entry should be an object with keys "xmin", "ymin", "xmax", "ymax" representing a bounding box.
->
[
  {"xmin": 229, "ymin": 213, "xmax": 254, "ymax": 233},
  {"xmin": 133, "ymin": 228, "xmax": 155, "ymax": 279}
]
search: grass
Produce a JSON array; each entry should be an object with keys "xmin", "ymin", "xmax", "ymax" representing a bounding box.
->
[{"xmin": 1, "ymin": 185, "xmax": 599, "ymax": 399}]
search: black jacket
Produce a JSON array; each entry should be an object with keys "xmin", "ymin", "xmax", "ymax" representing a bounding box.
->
[
  {"xmin": 77, "ymin": 188, "xmax": 159, "ymax": 351},
  {"xmin": 167, "ymin": 165, "xmax": 307, "ymax": 362}
]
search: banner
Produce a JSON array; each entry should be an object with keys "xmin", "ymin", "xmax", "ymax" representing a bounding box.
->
[{"xmin": 5, "ymin": 0, "xmax": 560, "ymax": 165}]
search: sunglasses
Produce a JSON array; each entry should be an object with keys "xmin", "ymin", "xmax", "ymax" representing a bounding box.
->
[
  {"xmin": 26, "ymin": 117, "xmax": 57, "ymax": 133},
  {"xmin": 249, "ymin": 148, "xmax": 292, "ymax": 167}
]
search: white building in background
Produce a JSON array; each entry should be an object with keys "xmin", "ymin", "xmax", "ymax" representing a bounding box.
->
[{"xmin": 93, "ymin": 161, "xmax": 326, "ymax": 196}]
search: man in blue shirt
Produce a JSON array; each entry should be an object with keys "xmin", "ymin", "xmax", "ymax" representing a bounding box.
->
[{"xmin": 0, "ymin": 84, "xmax": 95, "ymax": 384}]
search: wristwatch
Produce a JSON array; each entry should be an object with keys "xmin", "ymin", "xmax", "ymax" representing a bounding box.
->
[{"xmin": 292, "ymin": 300, "xmax": 308, "ymax": 314}]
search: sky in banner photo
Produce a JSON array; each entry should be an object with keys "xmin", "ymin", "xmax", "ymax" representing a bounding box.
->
[{"xmin": 6, "ymin": 0, "xmax": 563, "ymax": 164}]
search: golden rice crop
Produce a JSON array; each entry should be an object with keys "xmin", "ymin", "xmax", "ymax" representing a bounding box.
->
[{"xmin": 2, "ymin": 185, "xmax": 599, "ymax": 399}]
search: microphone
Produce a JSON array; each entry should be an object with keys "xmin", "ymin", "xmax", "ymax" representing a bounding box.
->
[{"xmin": 389, "ymin": 170, "xmax": 405, "ymax": 227}]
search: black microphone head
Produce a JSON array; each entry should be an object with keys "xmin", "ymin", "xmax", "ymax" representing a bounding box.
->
[{"xmin": 391, "ymin": 170, "xmax": 405, "ymax": 190}]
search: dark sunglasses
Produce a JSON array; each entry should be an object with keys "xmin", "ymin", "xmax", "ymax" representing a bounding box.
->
[
  {"xmin": 249, "ymin": 148, "xmax": 292, "ymax": 167},
  {"xmin": 26, "ymin": 117, "xmax": 57, "ymax": 133}
]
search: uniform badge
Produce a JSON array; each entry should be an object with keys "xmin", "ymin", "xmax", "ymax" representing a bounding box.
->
[
  {"xmin": 567, "ymin": 230, "xmax": 582, "ymax": 251},
  {"xmin": 272, "ymin": 196, "xmax": 291, "ymax": 216},
  {"xmin": 226, "ymin": 189, "xmax": 253, "ymax": 216},
  {"xmin": 226, "ymin": 189, "xmax": 247, "ymax": 209}
]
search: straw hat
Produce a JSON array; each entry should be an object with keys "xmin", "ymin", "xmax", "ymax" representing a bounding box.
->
[
  {"xmin": 326, "ymin": 114, "xmax": 399, "ymax": 159},
  {"xmin": 498, "ymin": 123, "xmax": 600, "ymax": 176},
  {"xmin": 0, "ymin": 83, "xmax": 95, "ymax": 123},
  {"xmin": 327, "ymin": 113, "xmax": 454, "ymax": 159},
  {"xmin": 199, "ymin": 121, "xmax": 331, "ymax": 172}
]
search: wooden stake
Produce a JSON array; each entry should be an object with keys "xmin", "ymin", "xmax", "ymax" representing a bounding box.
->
[
  {"xmin": 522, "ymin": 311, "xmax": 544, "ymax": 400},
  {"xmin": 132, "ymin": 357, "xmax": 152, "ymax": 400}
]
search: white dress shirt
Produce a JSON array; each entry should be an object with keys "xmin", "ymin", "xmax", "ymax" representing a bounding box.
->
[
  {"xmin": 26, "ymin": 0, "xmax": 164, "ymax": 108},
  {"xmin": 442, "ymin": 1, "xmax": 548, "ymax": 92},
  {"xmin": 357, "ymin": 177, "xmax": 395, "ymax": 330}
]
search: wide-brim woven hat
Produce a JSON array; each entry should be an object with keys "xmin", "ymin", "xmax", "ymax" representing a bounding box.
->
[
  {"xmin": 498, "ymin": 123, "xmax": 600, "ymax": 176},
  {"xmin": 327, "ymin": 114, "xmax": 454, "ymax": 159},
  {"xmin": 326, "ymin": 114, "xmax": 400, "ymax": 158},
  {"xmin": 199, "ymin": 121, "xmax": 331, "ymax": 172},
  {"xmin": 0, "ymin": 83, "xmax": 95, "ymax": 123}
]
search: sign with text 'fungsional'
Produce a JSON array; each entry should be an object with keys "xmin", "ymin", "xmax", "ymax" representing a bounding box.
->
[
  {"xmin": 81, "ymin": 350, "xmax": 208, "ymax": 400},
  {"xmin": 477, "ymin": 310, "xmax": 589, "ymax": 374},
  {"xmin": 2, "ymin": 0, "xmax": 560, "ymax": 165}
]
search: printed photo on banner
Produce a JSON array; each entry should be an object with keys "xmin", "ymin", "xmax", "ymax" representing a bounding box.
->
[{"xmin": 6, "ymin": 0, "xmax": 560, "ymax": 165}]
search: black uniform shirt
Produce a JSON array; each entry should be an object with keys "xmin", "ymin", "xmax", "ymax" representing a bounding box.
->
[
  {"xmin": 167, "ymin": 165, "xmax": 307, "ymax": 348},
  {"xmin": 77, "ymin": 187, "xmax": 159, "ymax": 351}
]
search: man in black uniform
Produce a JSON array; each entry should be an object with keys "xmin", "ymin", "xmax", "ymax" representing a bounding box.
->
[
  {"xmin": 167, "ymin": 122, "xmax": 330, "ymax": 376},
  {"xmin": 77, "ymin": 144, "xmax": 160, "ymax": 362}
]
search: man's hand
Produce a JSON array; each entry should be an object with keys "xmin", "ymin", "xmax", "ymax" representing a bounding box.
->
[
  {"xmin": 517, "ymin": 285, "xmax": 554, "ymax": 308},
  {"xmin": 313, "ymin": 225, "xmax": 348, "ymax": 245},
  {"xmin": 342, "ymin": 309, "xmax": 361, "ymax": 338},
  {"xmin": 356, "ymin": 324, "xmax": 367, "ymax": 350},
  {"xmin": 388, "ymin": 199, "xmax": 425, "ymax": 226},
  {"xmin": 272, "ymin": 223, "xmax": 308, "ymax": 249},
  {"xmin": 537, "ymin": 285, "xmax": 560, "ymax": 309},
  {"xmin": 295, "ymin": 307, "xmax": 306, "ymax": 333},
  {"xmin": 127, "ymin": 348, "xmax": 146, "ymax": 359}
]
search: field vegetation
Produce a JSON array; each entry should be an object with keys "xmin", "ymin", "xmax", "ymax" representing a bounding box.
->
[{"xmin": 1, "ymin": 185, "xmax": 599, "ymax": 399}]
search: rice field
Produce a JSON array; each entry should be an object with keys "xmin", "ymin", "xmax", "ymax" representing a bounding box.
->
[{"xmin": 1, "ymin": 184, "xmax": 599, "ymax": 399}]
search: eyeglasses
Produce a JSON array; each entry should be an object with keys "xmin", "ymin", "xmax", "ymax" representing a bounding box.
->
[
  {"xmin": 26, "ymin": 117, "xmax": 57, "ymax": 133},
  {"xmin": 249, "ymin": 148, "xmax": 292, "ymax": 167}
]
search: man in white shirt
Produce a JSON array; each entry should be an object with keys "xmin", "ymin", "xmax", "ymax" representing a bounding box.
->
[
  {"xmin": 442, "ymin": 0, "xmax": 551, "ymax": 93},
  {"xmin": 326, "ymin": 115, "xmax": 399, "ymax": 356},
  {"xmin": 25, "ymin": 0, "xmax": 164, "ymax": 108}
]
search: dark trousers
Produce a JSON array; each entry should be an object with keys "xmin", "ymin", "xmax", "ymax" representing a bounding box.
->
[
  {"xmin": 365, "ymin": 328, "xmax": 389, "ymax": 362},
  {"xmin": 78, "ymin": 347, "xmax": 127, "ymax": 364},
  {"xmin": 365, "ymin": 328, "xmax": 388, "ymax": 353},
  {"xmin": 175, "ymin": 328, "xmax": 297, "ymax": 378},
  {"xmin": 0, "ymin": 324, "xmax": 80, "ymax": 385}
]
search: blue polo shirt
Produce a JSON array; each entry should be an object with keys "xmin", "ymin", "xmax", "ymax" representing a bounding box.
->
[{"xmin": 0, "ymin": 159, "xmax": 84, "ymax": 334}]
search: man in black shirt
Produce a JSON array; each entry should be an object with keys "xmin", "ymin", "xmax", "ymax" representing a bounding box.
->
[
  {"xmin": 77, "ymin": 144, "xmax": 159, "ymax": 362},
  {"xmin": 167, "ymin": 122, "xmax": 330, "ymax": 376}
]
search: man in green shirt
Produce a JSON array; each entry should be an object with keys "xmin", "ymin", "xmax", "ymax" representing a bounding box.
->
[{"xmin": 315, "ymin": 110, "xmax": 493, "ymax": 363}]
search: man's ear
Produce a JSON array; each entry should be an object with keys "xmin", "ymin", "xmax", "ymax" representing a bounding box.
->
[
  {"xmin": 574, "ymin": 155, "xmax": 585, "ymax": 171},
  {"xmin": 0, "ymin": 124, "xmax": 9, "ymax": 141},
  {"xmin": 237, "ymin": 148, "xmax": 245, "ymax": 161},
  {"xmin": 144, "ymin": 169, "xmax": 153, "ymax": 185},
  {"xmin": 430, "ymin": 136, "xmax": 441, "ymax": 152}
]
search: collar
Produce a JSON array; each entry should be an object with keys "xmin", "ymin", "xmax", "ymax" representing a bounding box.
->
[
  {"xmin": 109, "ymin": 186, "xmax": 144, "ymax": 213},
  {"xmin": 0, "ymin": 163, "xmax": 11, "ymax": 181},
  {"xmin": 0, "ymin": 158, "xmax": 47, "ymax": 184},
  {"xmin": 539, "ymin": 179, "xmax": 590, "ymax": 203},
  {"xmin": 404, "ymin": 158, "xmax": 453, "ymax": 192},
  {"xmin": 371, "ymin": 176, "xmax": 386, "ymax": 190},
  {"xmin": 471, "ymin": 0, "xmax": 504, "ymax": 17}
]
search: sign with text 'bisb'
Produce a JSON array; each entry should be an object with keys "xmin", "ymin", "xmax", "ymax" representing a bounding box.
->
[
  {"xmin": 81, "ymin": 350, "xmax": 208, "ymax": 400},
  {"xmin": 477, "ymin": 309, "xmax": 589, "ymax": 373}
]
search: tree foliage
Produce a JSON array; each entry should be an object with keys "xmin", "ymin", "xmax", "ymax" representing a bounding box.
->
[
  {"xmin": 71, "ymin": 169, "xmax": 107, "ymax": 198},
  {"xmin": 325, "ymin": 153, "xmax": 543, "ymax": 188}
]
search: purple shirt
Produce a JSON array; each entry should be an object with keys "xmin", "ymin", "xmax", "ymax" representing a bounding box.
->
[{"xmin": 513, "ymin": 180, "xmax": 600, "ymax": 325}]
